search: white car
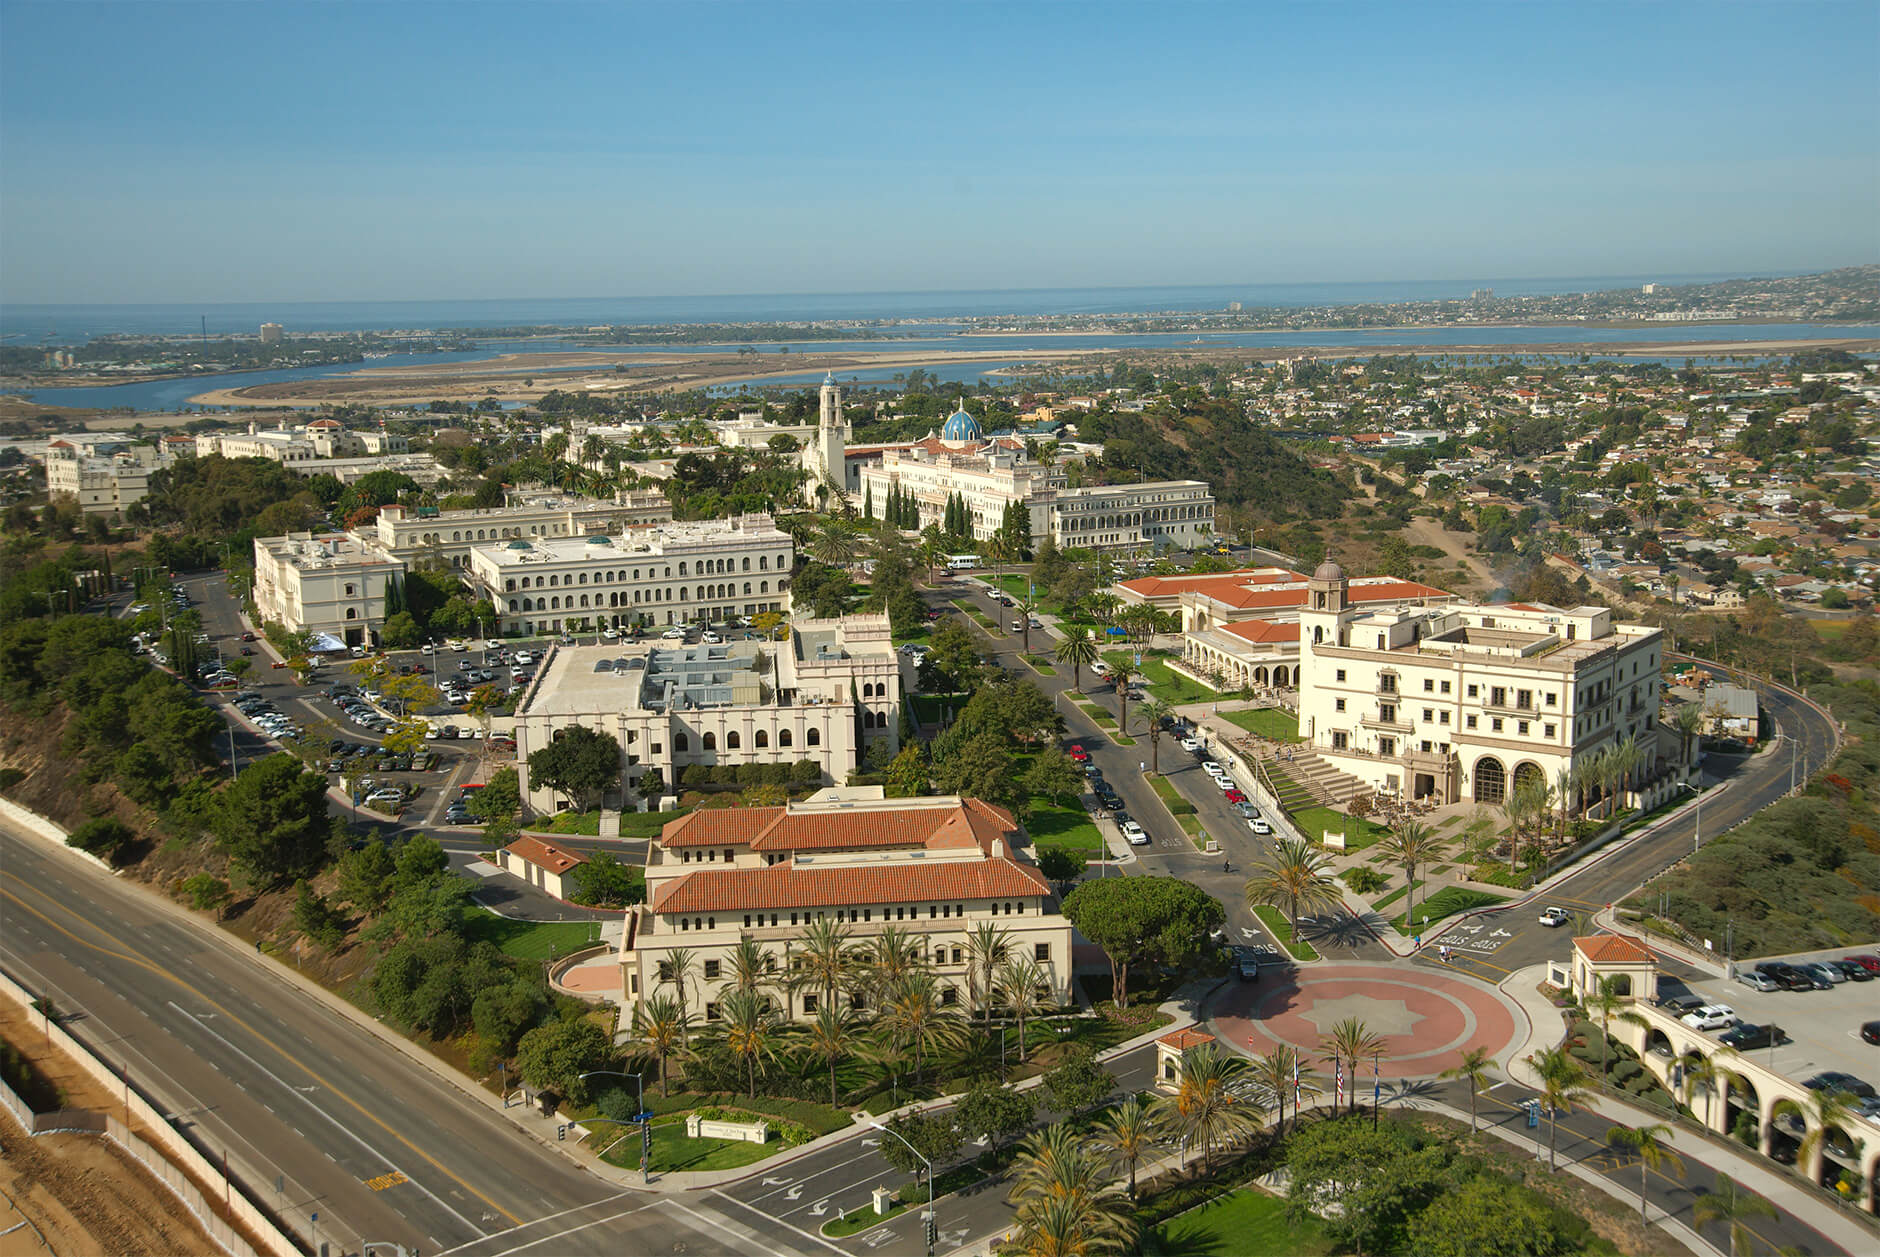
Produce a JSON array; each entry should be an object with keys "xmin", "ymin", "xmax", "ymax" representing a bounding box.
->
[
  {"xmin": 485, "ymin": 640, "xmax": 503, "ymax": 651},
  {"xmin": 1090, "ymin": 661, "xmax": 1110, "ymax": 677},
  {"xmin": 448, "ymin": 639, "xmax": 467, "ymax": 652},
  {"xmin": 1180, "ymin": 737, "xmax": 1202, "ymax": 753},
  {"xmin": 601, "ymin": 627, "xmax": 619, "ymax": 641},
  {"xmin": 661, "ymin": 627, "xmax": 687, "ymax": 640},
  {"xmin": 514, "ymin": 651, "xmax": 534, "ymax": 666},
  {"xmin": 702, "ymin": 632, "xmax": 723, "ymax": 644},
  {"xmin": 1680, "ymin": 1005, "xmax": 1739, "ymax": 1032},
  {"xmin": 1120, "ymin": 820, "xmax": 1149, "ymax": 846},
  {"xmin": 1249, "ymin": 818, "xmax": 1273, "ymax": 835}
]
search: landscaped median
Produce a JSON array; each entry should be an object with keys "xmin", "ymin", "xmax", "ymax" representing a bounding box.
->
[
  {"xmin": 1250, "ymin": 905, "xmax": 1320, "ymax": 961},
  {"xmin": 1147, "ymin": 775, "xmax": 1204, "ymax": 842},
  {"xmin": 1391, "ymin": 886, "xmax": 1509, "ymax": 934}
]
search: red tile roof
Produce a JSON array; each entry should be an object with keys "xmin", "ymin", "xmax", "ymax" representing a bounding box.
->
[
  {"xmin": 1574, "ymin": 934, "xmax": 1656, "ymax": 965},
  {"xmin": 659, "ymin": 798, "xmax": 1018, "ymax": 855},
  {"xmin": 1118, "ymin": 570, "xmax": 1448, "ymax": 612},
  {"xmin": 652, "ymin": 857, "xmax": 1050, "ymax": 914},
  {"xmin": 1220, "ymin": 619, "xmax": 1300, "ymax": 646},
  {"xmin": 1158, "ymin": 1028, "xmax": 1216, "ymax": 1050},
  {"xmin": 505, "ymin": 836, "xmax": 587, "ymax": 875}
]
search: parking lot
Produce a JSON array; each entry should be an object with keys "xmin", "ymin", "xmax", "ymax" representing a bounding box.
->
[{"xmin": 1659, "ymin": 951, "xmax": 1880, "ymax": 1102}]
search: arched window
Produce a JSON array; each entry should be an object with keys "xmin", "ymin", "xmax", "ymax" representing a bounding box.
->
[
  {"xmin": 779, "ymin": 729, "xmax": 793, "ymax": 747},
  {"xmin": 549, "ymin": 575, "xmax": 559, "ymax": 587},
  {"xmin": 679, "ymin": 562, "xmax": 688, "ymax": 576},
  {"xmin": 674, "ymin": 733, "xmax": 689, "ymax": 753},
  {"xmin": 579, "ymin": 595, "xmax": 589, "ymax": 608},
  {"xmin": 703, "ymin": 732, "xmax": 717, "ymax": 751},
  {"xmin": 579, "ymin": 573, "xmax": 588, "ymax": 584},
  {"xmin": 506, "ymin": 579, "xmax": 515, "ymax": 591},
  {"xmin": 1474, "ymin": 756, "xmax": 1506, "ymax": 805},
  {"xmin": 726, "ymin": 732, "xmax": 740, "ymax": 749},
  {"xmin": 743, "ymin": 557, "xmax": 751, "ymax": 571},
  {"xmin": 744, "ymin": 582, "xmax": 752, "ymax": 595},
  {"xmin": 346, "ymin": 608, "xmax": 358, "ymax": 619},
  {"xmin": 806, "ymin": 728, "xmax": 821, "ymax": 746},
  {"xmin": 508, "ymin": 600, "xmax": 518, "ymax": 612},
  {"xmin": 760, "ymin": 581, "xmax": 769, "ymax": 594},
  {"xmin": 755, "ymin": 730, "xmax": 769, "ymax": 748},
  {"xmin": 760, "ymin": 556, "xmax": 768, "ymax": 570}
]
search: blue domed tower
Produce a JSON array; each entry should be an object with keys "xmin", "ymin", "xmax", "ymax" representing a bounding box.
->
[{"xmin": 941, "ymin": 400, "xmax": 984, "ymax": 448}]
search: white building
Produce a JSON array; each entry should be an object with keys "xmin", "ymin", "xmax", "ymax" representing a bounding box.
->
[
  {"xmin": 44, "ymin": 440, "xmax": 171, "ymax": 517},
  {"xmin": 466, "ymin": 513, "xmax": 794, "ymax": 637},
  {"xmin": 362, "ymin": 486, "xmax": 672, "ymax": 570},
  {"xmin": 196, "ymin": 419, "xmax": 408, "ymax": 464},
  {"xmin": 252, "ymin": 532, "xmax": 405, "ymax": 647},
  {"xmin": 620, "ymin": 788, "xmax": 1072, "ymax": 1023},
  {"xmin": 511, "ymin": 615, "xmax": 900, "ymax": 811},
  {"xmin": 1293, "ymin": 563, "xmax": 1668, "ymax": 806}
]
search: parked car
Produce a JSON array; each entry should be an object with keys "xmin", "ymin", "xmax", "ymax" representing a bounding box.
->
[
  {"xmin": 702, "ymin": 632, "xmax": 723, "ymax": 644},
  {"xmin": 1718, "ymin": 1023, "xmax": 1784, "ymax": 1050},
  {"xmin": 1234, "ymin": 802, "xmax": 1257, "ymax": 819},
  {"xmin": 1680, "ymin": 1005, "xmax": 1740, "ymax": 1032},
  {"xmin": 661, "ymin": 627, "xmax": 687, "ymax": 640},
  {"xmin": 1083, "ymin": 763, "xmax": 1103, "ymax": 779},
  {"xmin": 1862, "ymin": 1021, "xmax": 1880, "ymax": 1045},
  {"xmin": 1738, "ymin": 971, "xmax": 1782, "ymax": 993},
  {"xmin": 514, "ymin": 651, "xmax": 534, "ymax": 666},
  {"xmin": 1121, "ymin": 820, "xmax": 1149, "ymax": 846},
  {"xmin": 1846, "ymin": 955, "xmax": 1880, "ymax": 975},
  {"xmin": 1830, "ymin": 959, "xmax": 1873, "ymax": 982},
  {"xmin": 1236, "ymin": 950, "xmax": 1263, "ymax": 982},
  {"xmin": 1803, "ymin": 1072, "xmax": 1876, "ymax": 1099},
  {"xmin": 1223, "ymin": 789, "xmax": 1247, "ymax": 804},
  {"xmin": 1659, "ymin": 993, "xmax": 1707, "ymax": 1015},
  {"xmin": 1538, "ymin": 907, "xmax": 1571, "ymax": 928},
  {"xmin": 1799, "ymin": 961, "xmax": 1846, "ymax": 986},
  {"xmin": 1068, "ymin": 743, "xmax": 1089, "ymax": 761},
  {"xmin": 1249, "ymin": 818, "xmax": 1273, "ymax": 835}
]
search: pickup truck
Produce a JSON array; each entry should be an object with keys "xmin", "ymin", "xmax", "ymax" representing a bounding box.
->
[{"xmin": 1538, "ymin": 907, "xmax": 1571, "ymax": 927}]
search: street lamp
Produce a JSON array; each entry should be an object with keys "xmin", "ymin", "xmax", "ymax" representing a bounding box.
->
[
  {"xmin": 1675, "ymin": 780, "xmax": 1702, "ymax": 858},
  {"xmin": 868, "ymin": 1120, "xmax": 936, "ymax": 1257},
  {"xmin": 578, "ymin": 1071, "xmax": 649, "ymax": 1182}
]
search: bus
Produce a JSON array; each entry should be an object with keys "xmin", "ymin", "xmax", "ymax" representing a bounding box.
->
[{"xmin": 945, "ymin": 554, "xmax": 980, "ymax": 571}]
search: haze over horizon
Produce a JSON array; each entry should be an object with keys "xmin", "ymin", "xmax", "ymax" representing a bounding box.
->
[{"xmin": 2, "ymin": 0, "xmax": 1875, "ymax": 307}]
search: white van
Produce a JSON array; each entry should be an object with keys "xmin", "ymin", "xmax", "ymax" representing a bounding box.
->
[{"xmin": 946, "ymin": 554, "xmax": 980, "ymax": 571}]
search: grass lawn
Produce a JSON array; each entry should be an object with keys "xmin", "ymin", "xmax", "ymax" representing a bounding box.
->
[
  {"xmin": 1251, "ymin": 905, "xmax": 1321, "ymax": 961},
  {"xmin": 539, "ymin": 809, "xmax": 602, "ymax": 835},
  {"xmin": 1027, "ymin": 801, "xmax": 1106, "ymax": 854},
  {"xmin": 1102, "ymin": 650, "xmax": 1217, "ymax": 705},
  {"xmin": 1292, "ymin": 805, "xmax": 1391, "ymax": 852},
  {"xmin": 910, "ymin": 694, "xmax": 968, "ymax": 727},
  {"xmin": 1023, "ymin": 655, "xmax": 1057, "ymax": 675},
  {"xmin": 1391, "ymin": 885, "xmax": 1508, "ymax": 932},
  {"xmin": 987, "ymin": 573, "xmax": 1064, "ymax": 616},
  {"xmin": 1149, "ymin": 774, "xmax": 1195, "ymax": 817},
  {"xmin": 609, "ymin": 1122, "xmax": 781, "ymax": 1173},
  {"xmin": 1221, "ymin": 708, "xmax": 1302, "ymax": 742},
  {"xmin": 1371, "ymin": 878, "xmax": 1423, "ymax": 911},
  {"xmin": 952, "ymin": 598, "xmax": 999, "ymax": 631},
  {"xmin": 824, "ymin": 1201, "xmax": 911, "ymax": 1238},
  {"xmin": 1151, "ymin": 1188, "xmax": 1329, "ymax": 1257},
  {"xmin": 464, "ymin": 909, "xmax": 600, "ymax": 961},
  {"xmin": 617, "ymin": 808, "xmax": 688, "ymax": 838},
  {"xmin": 1079, "ymin": 702, "xmax": 1117, "ymax": 727}
]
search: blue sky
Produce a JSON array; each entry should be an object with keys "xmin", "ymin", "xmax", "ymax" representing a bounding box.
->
[{"xmin": 2, "ymin": 0, "xmax": 1875, "ymax": 303}]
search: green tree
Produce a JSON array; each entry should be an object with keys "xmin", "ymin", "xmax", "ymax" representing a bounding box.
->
[
  {"xmin": 1440, "ymin": 1046, "xmax": 1496, "ymax": 1132},
  {"xmin": 1526, "ymin": 1045, "xmax": 1592, "ymax": 1170},
  {"xmin": 1040, "ymin": 1044, "xmax": 1117, "ymax": 1116},
  {"xmin": 468, "ymin": 766, "xmax": 522, "ymax": 839},
  {"xmin": 1091, "ymin": 1094, "xmax": 1155, "ymax": 1197},
  {"xmin": 629, "ymin": 994, "xmax": 689, "ymax": 1098},
  {"xmin": 515, "ymin": 1017, "xmax": 614, "ymax": 1104},
  {"xmin": 716, "ymin": 988, "xmax": 781, "ymax": 1099},
  {"xmin": 526, "ymin": 725, "xmax": 621, "ymax": 811},
  {"xmin": 1406, "ymin": 1173, "xmax": 1571, "ymax": 1257},
  {"xmin": 1035, "ymin": 846, "xmax": 1086, "ymax": 894},
  {"xmin": 567, "ymin": 852, "xmax": 645, "ymax": 907},
  {"xmin": 802, "ymin": 1003, "xmax": 861, "ymax": 1107},
  {"xmin": 67, "ymin": 816, "xmax": 135, "ymax": 862},
  {"xmin": 927, "ymin": 622, "xmax": 980, "ymax": 692},
  {"xmin": 1022, "ymin": 748, "xmax": 1083, "ymax": 808},
  {"xmin": 956, "ymin": 1081, "xmax": 1034, "ymax": 1154},
  {"xmin": 1318, "ymin": 1017, "xmax": 1387, "ymax": 1117},
  {"xmin": 875, "ymin": 971, "xmax": 965, "ymax": 1085},
  {"xmin": 879, "ymin": 1109, "xmax": 962, "ymax": 1179},
  {"xmin": 336, "ymin": 839, "xmax": 396, "ymax": 913},
  {"xmin": 214, "ymin": 754, "xmax": 331, "ymax": 885},
  {"xmin": 179, "ymin": 872, "xmax": 231, "ymax": 917},
  {"xmin": 962, "ymin": 921, "xmax": 1012, "ymax": 1026},
  {"xmin": 995, "ymin": 953, "xmax": 1050, "ymax": 1064},
  {"xmin": 883, "ymin": 743, "xmax": 928, "ymax": 797},
  {"xmin": 1151, "ymin": 1041, "xmax": 1262, "ymax": 1172},
  {"xmin": 1060, "ymin": 876, "xmax": 1224, "ymax": 1007},
  {"xmin": 1376, "ymin": 819, "xmax": 1441, "ymax": 926},
  {"xmin": 1138, "ymin": 697, "xmax": 1172, "ymax": 772},
  {"xmin": 1006, "ymin": 1123, "xmax": 1136, "ymax": 1256},
  {"xmin": 380, "ymin": 611, "xmax": 421, "ymax": 649},
  {"xmin": 291, "ymin": 880, "xmax": 347, "ymax": 950}
]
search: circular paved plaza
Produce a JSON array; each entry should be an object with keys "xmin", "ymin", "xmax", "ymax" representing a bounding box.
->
[{"xmin": 1208, "ymin": 963, "xmax": 1524, "ymax": 1079}]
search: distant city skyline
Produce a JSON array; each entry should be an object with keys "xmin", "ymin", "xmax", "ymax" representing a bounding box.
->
[{"xmin": 1, "ymin": 0, "xmax": 1875, "ymax": 305}]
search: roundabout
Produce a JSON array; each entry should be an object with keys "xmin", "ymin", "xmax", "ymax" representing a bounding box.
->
[{"xmin": 1207, "ymin": 963, "xmax": 1524, "ymax": 1079}]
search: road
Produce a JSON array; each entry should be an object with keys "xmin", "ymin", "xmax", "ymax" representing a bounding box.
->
[
  {"xmin": 932, "ymin": 574, "xmax": 1384, "ymax": 964},
  {"xmin": 0, "ymin": 823, "xmax": 849, "ymax": 1257}
]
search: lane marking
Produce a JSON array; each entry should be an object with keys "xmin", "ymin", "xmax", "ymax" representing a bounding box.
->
[
  {"xmin": 436, "ymin": 1198, "xmax": 660, "ymax": 1257},
  {"xmin": 711, "ymin": 1190, "xmax": 850, "ymax": 1255},
  {"xmin": 169, "ymin": 1001, "xmax": 485, "ymax": 1237},
  {"xmin": 0, "ymin": 878, "xmax": 523, "ymax": 1229}
]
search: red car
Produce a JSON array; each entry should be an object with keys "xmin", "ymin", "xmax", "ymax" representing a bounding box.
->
[
  {"xmin": 1224, "ymin": 789, "xmax": 1247, "ymax": 804},
  {"xmin": 1068, "ymin": 744, "xmax": 1089, "ymax": 762},
  {"xmin": 1846, "ymin": 954, "xmax": 1880, "ymax": 975},
  {"xmin": 239, "ymin": 631, "xmax": 256, "ymax": 642}
]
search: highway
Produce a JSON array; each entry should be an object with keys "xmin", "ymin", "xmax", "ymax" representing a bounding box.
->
[{"xmin": 0, "ymin": 823, "xmax": 839, "ymax": 1257}]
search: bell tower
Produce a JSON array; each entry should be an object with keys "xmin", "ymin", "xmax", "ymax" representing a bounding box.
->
[{"xmin": 817, "ymin": 372, "xmax": 848, "ymax": 487}]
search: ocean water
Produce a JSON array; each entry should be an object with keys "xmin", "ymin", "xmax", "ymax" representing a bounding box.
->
[{"xmin": 0, "ymin": 272, "xmax": 1812, "ymax": 342}]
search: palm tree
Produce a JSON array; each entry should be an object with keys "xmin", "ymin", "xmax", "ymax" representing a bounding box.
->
[
  {"xmin": 1796, "ymin": 1085, "xmax": 1863, "ymax": 1188},
  {"xmin": 1246, "ymin": 1046, "xmax": 1307, "ymax": 1137},
  {"xmin": 1678, "ymin": 1049, "xmax": 1743, "ymax": 1132},
  {"xmin": 1317, "ymin": 1017, "xmax": 1386, "ymax": 1117},
  {"xmin": 1376, "ymin": 819, "xmax": 1441, "ymax": 927},
  {"xmin": 1108, "ymin": 659, "xmax": 1138, "ymax": 736},
  {"xmin": 1151, "ymin": 1042, "xmax": 1263, "ymax": 1172},
  {"xmin": 875, "ymin": 971, "xmax": 964, "ymax": 1086},
  {"xmin": 1671, "ymin": 703, "xmax": 1705, "ymax": 776},
  {"xmin": 996, "ymin": 954, "xmax": 1048, "ymax": 1063},
  {"xmin": 1526, "ymin": 1045, "xmax": 1593, "ymax": 1169},
  {"xmin": 1008, "ymin": 1123, "xmax": 1136, "ymax": 1257},
  {"xmin": 1692, "ymin": 1175, "xmax": 1777, "ymax": 1257},
  {"xmin": 1015, "ymin": 594, "xmax": 1039, "ymax": 654},
  {"xmin": 812, "ymin": 521, "xmax": 858, "ymax": 569},
  {"xmin": 788, "ymin": 915, "xmax": 855, "ymax": 1014},
  {"xmin": 727, "ymin": 937, "xmax": 775, "ymax": 996},
  {"xmin": 963, "ymin": 921, "xmax": 1013, "ymax": 1026},
  {"xmin": 1606, "ymin": 1122, "xmax": 1686, "ymax": 1219},
  {"xmin": 662, "ymin": 947, "xmax": 698, "ymax": 1047},
  {"xmin": 1244, "ymin": 835, "xmax": 1343, "ymax": 949},
  {"xmin": 630, "ymin": 993, "xmax": 689, "ymax": 1097},
  {"xmin": 1441, "ymin": 1046, "xmax": 1496, "ymax": 1132},
  {"xmin": 1054, "ymin": 627, "xmax": 1099, "ymax": 692},
  {"xmin": 1138, "ymin": 698, "xmax": 1173, "ymax": 772},
  {"xmin": 802, "ymin": 1002, "xmax": 861, "ymax": 1107},
  {"xmin": 863, "ymin": 923, "xmax": 924, "ymax": 1003},
  {"xmin": 918, "ymin": 530, "xmax": 946, "ymax": 585},
  {"xmin": 1091, "ymin": 1095, "xmax": 1155, "ymax": 1198},
  {"xmin": 1552, "ymin": 764, "xmax": 1577, "ymax": 847},
  {"xmin": 718, "ymin": 989, "xmax": 781, "ymax": 1099}
]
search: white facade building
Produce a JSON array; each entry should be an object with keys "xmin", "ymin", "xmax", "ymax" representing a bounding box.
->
[
  {"xmin": 252, "ymin": 532, "xmax": 405, "ymax": 647},
  {"xmin": 1293, "ymin": 563, "xmax": 1667, "ymax": 806},
  {"xmin": 512, "ymin": 615, "xmax": 900, "ymax": 811},
  {"xmin": 466, "ymin": 513, "xmax": 794, "ymax": 636},
  {"xmin": 44, "ymin": 440, "xmax": 171, "ymax": 517},
  {"xmin": 196, "ymin": 419, "xmax": 408, "ymax": 464},
  {"xmin": 361, "ymin": 487, "xmax": 673, "ymax": 569}
]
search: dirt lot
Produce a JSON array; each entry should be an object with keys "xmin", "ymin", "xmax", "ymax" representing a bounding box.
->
[{"xmin": 0, "ymin": 1001, "xmax": 219, "ymax": 1257}]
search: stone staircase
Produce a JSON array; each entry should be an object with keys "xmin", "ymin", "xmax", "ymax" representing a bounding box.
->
[{"xmin": 1264, "ymin": 749, "xmax": 1369, "ymax": 810}]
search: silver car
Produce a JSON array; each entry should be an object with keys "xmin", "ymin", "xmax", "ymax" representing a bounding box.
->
[{"xmin": 1738, "ymin": 971, "xmax": 1781, "ymax": 992}]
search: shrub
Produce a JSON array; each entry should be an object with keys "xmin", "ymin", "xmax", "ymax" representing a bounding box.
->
[{"xmin": 67, "ymin": 816, "xmax": 135, "ymax": 862}]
